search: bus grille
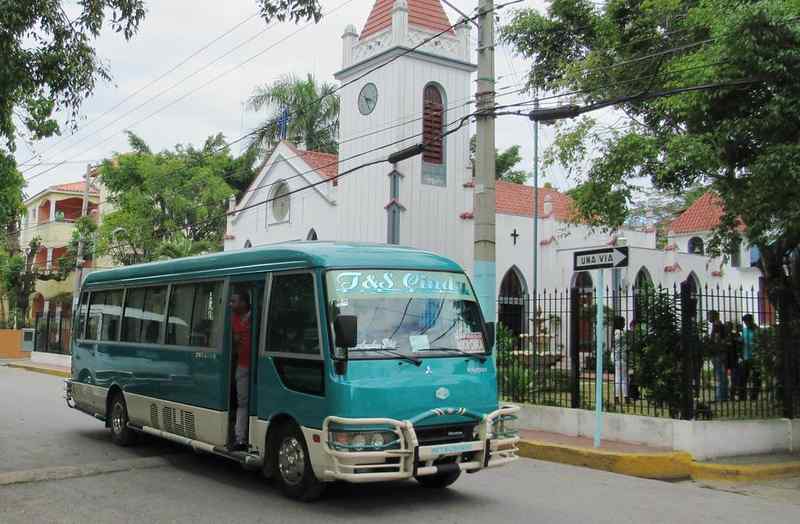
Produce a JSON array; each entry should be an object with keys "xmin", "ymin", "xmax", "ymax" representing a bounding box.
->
[
  {"xmin": 150, "ymin": 404, "xmax": 159, "ymax": 429},
  {"xmin": 415, "ymin": 423, "xmax": 475, "ymax": 446},
  {"xmin": 162, "ymin": 406, "xmax": 197, "ymax": 439}
]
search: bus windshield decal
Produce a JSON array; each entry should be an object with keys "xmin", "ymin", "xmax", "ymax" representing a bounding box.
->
[{"xmin": 327, "ymin": 270, "xmax": 474, "ymax": 300}]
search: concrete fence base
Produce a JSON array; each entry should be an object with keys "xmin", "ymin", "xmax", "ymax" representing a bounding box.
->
[{"xmin": 517, "ymin": 404, "xmax": 799, "ymax": 460}]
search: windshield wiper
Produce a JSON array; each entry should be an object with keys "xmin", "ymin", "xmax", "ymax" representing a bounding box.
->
[
  {"xmin": 429, "ymin": 347, "xmax": 487, "ymax": 363},
  {"xmin": 348, "ymin": 347, "xmax": 422, "ymax": 366}
]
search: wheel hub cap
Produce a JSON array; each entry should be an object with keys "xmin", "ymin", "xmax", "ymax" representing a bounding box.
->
[
  {"xmin": 277, "ymin": 437, "xmax": 305, "ymax": 486},
  {"xmin": 112, "ymin": 402, "xmax": 124, "ymax": 434}
]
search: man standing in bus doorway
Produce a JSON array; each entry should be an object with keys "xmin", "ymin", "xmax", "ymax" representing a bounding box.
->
[{"xmin": 230, "ymin": 291, "xmax": 252, "ymax": 451}]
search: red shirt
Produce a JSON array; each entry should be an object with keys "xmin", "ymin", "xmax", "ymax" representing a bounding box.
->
[{"xmin": 232, "ymin": 312, "xmax": 252, "ymax": 369}]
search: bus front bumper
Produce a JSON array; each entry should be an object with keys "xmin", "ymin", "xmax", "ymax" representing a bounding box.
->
[{"xmin": 321, "ymin": 405, "xmax": 519, "ymax": 483}]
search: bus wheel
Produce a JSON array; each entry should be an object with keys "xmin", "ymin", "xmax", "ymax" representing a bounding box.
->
[
  {"xmin": 415, "ymin": 469, "xmax": 461, "ymax": 488},
  {"xmin": 109, "ymin": 393, "xmax": 137, "ymax": 447},
  {"xmin": 271, "ymin": 422, "xmax": 325, "ymax": 501}
]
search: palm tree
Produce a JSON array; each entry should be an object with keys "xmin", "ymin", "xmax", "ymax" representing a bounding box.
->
[{"xmin": 247, "ymin": 73, "xmax": 339, "ymax": 155}]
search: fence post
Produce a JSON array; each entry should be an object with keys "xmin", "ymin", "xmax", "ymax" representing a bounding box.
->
[
  {"xmin": 569, "ymin": 287, "xmax": 580, "ymax": 408},
  {"xmin": 679, "ymin": 281, "xmax": 696, "ymax": 420},
  {"xmin": 779, "ymin": 290, "xmax": 795, "ymax": 419}
]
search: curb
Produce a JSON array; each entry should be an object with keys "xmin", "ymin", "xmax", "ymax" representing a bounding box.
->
[
  {"xmin": 5, "ymin": 363, "xmax": 70, "ymax": 378},
  {"xmin": 518, "ymin": 439, "xmax": 800, "ymax": 483},
  {"xmin": 518, "ymin": 439, "xmax": 693, "ymax": 480},
  {"xmin": 690, "ymin": 460, "xmax": 800, "ymax": 482}
]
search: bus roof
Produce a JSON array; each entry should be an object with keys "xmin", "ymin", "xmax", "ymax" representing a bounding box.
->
[{"xmin": 82, "ymin": 242, "xmax": 464, "ymax": 287}]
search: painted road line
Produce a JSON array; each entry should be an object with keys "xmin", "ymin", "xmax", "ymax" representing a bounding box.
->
[{"xmin": 0, "ymin": 456, "xmax": 184, "ymax": 487}]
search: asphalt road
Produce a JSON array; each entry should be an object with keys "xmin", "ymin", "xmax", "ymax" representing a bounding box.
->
[{"xmin": 1, "ymin": 364, "xmax": 798, "ymax": 524}]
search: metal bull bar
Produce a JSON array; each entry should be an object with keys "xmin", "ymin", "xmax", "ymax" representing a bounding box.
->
[{"xmin": 321, "ymin": 405, "xmax": 520, "ymax": 483}]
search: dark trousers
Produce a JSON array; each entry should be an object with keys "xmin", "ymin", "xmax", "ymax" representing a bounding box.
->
[{"xmin": 735, "ymin": 360, "xmax": 761, "ymax": 400}]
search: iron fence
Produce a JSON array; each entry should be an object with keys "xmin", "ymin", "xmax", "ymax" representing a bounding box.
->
[
  {"xmin": 497, "ymin": 282, "xmax": 800, "ymax": 420},
  {"xmin": 34, "ymin": 310, "xmax": 73, "ymax": 355}
]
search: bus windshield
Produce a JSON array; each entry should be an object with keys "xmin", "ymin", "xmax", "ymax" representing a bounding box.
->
[{"xmin": 326, "ymin": 269, "xmax": 487, "ymax": 358}]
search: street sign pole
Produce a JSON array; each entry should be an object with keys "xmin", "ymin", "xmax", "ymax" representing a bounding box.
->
[{"xmin": 594, "ymin": 268, "xmax": 604, "ymax": 448}]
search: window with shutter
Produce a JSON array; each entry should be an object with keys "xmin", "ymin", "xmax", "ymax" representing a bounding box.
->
[{"xmin": 423, "ymin": 85, "xmax": 444, "ymax": 164}]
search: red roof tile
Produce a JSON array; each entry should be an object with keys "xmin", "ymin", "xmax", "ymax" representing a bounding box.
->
[
  {"xmin": 668, "ymin": 192, "xmax": 724, "ymax": 234},
  {"xmin": 284, "ymin": 142, "xmax": 339, "ymax": 184},
  {"xmin": 50, "ymin": 181, "xmax": 98, "ymax": 195},
  {"xmin": 495, "ymin": 180, "xmax": 574, "ymax": 220},
  {"xmin": 360, "ymin": 0, "xmax": 454, "ymax": 40}
]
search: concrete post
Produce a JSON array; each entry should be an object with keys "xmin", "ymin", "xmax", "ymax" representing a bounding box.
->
[{"xmin": 474, "ymin": 0, "xmax": 497, "ymax": 331}]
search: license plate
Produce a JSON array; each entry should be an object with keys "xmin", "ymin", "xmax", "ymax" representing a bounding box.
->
[{"xmin": 428, "ymin": 442, "xmax": 476, "ymax": 455}]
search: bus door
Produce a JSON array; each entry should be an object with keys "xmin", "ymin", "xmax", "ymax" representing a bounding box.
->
[
  {"xmin": 257, "ymin": 271, "xmax": 326, "ymax": 424},
  {"xmin": 227, "ymin": 279, "xmax": 265, "ymax": 446}
]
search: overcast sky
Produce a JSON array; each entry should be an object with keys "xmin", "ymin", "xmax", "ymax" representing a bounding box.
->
[{"xmin": 16, "ymin": 0, "xmax": 570, "ymax": 197}]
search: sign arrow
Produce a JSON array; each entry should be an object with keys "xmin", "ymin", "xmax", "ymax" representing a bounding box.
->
[{"xmin": 573, "ymin": 246, "xmax": 629, "ymax": 270}]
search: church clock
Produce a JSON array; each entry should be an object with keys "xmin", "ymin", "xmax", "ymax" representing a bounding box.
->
[{"xmin": 357, "ymin": 83, "xmax": 378, "ymax": 115}]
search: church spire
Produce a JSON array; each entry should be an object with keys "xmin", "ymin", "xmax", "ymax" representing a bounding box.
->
[{"xmin": 360, "ymin": 0, "xmax": 453, "ymax": 40}]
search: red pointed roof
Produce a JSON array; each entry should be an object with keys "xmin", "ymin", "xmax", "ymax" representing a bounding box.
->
[
  {"xmin": 284, "ymin": 142, "xmax": 339, "ymax": 185},
  {"xmin": 360, "ymin": 0, "xmax": 454, "ymax": 40},
  {"xmin": 668, "ymin": 192, "xmax": 724, "ymax": 234},
  {"xmin": 495, "ymin": 180, "xmax": 574, "ymax": 220}
]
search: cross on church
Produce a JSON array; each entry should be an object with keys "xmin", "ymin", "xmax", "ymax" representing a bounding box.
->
[{"xmin": 510, "ymin": 228, "xmax": 519, "ymax": 245}]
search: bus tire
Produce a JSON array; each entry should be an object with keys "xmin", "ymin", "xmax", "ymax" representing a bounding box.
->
[
  {"xmin": 415, "ymin": 469, "xmax": 461, "ymax": 489},
  {"xmin": 270, "ymin": 422, "xmax": 325, "ymax": 502},
  {"xmin": 109, "ymin": 392, "xmax": 137, "ymax": 447}
]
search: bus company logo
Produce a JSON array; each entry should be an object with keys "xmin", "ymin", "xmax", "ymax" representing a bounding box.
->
[
  {"xmin": 435, "ymin": 387, "xmax": 450, "ymax": 400},
  {"xmin": 334, "ymin": 271, "xmax": 468, "ymax": 296}
]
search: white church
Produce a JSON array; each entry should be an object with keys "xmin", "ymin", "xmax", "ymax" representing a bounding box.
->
[{"xmin": 225, "ymin": 0, "xmax": 765, "ymax": 333}]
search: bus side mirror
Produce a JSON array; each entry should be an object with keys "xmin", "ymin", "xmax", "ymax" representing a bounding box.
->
[
  {"xmin": 333, "ymin": 315, "xmax": 357, "ymax": 356},
  {"xmin": 486, "ymin": 322, "xmax": 495, "ymax": 351}
]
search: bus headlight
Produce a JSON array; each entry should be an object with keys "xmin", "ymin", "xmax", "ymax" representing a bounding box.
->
[{"xmin": 329, "ymin": 430, "xmax": 398, "ymax": 451}]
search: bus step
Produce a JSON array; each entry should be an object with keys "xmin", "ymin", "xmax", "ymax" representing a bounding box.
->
[{"xmin": 213, "ymin": 447, "xmax": 263, "ymax": 469}]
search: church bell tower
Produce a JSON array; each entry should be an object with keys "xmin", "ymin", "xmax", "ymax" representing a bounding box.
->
[{"xmin": 334, "ymin": 0, "xmax": 477, "ymax": 273}]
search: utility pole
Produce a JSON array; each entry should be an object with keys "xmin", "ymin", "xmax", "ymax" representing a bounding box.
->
[
  {"xmin": 474, "ymin": 0, "xmax": 497, "ymax": 334},
  {"xmin": 532, "ymin": 95, "xmax": 539, "ymax": 327},
  {"xmin": 73, "ymin": 164, "xmax": 92, "ymax": 303}
]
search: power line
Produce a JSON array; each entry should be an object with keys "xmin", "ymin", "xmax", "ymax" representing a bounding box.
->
[
  {"xmin": 17, "ymin": 11, "xmax": 262, "ymax": 168},
  {"xmin": 22, "ymin": 0, "xmax": 521, "ymax": 187},
  {"xmin": 22, "ymin": 0, "xmax": 358, "ymax": 182}
]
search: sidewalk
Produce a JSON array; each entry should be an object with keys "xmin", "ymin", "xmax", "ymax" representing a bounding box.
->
[
  {"xmin": 518, "ymin": 428, "xmax": 800, "ymax": 483},
  {"xmin": 1, "ymin": 358, "xmax": 70, "ymax": 378}
]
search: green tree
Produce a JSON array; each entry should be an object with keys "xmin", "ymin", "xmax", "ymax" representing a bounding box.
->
[
  {"xmin": 502, "ymin": 0, "xmax": 800, "ymax": 313},
  {"xmin": 97, "ymin": 133, "xmax": 238, "ymax": 264},
  {"xmin": 247, "ymin": 73, "xmax": 340, "ymax": 155},
  {"xmin": 470, "ymin": 136, "xmax": 530, "ymax": 183}
]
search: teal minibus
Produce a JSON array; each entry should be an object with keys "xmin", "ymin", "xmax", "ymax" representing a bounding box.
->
[{"xmin": 65, "ymin": 242, "xmax": 519, "ymax": 500}]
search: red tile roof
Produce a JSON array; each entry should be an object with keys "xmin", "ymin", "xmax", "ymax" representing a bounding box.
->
[
  {"xmin": 284, "ymin": 142, "xmax": 339, "ymax": 184},
  {"xmin": 495, "ymin": 180, "xmax": 574, "ymax": 220},
  {"xmin": 360, "ymin": 0, "xmax": 454, "ymax": 40},
  {"xmin": 668, "ymin": 192, "xmax": 724, "ymax": 234},
  {"xmin": 50, "ymin": 181, "xmax": 98, "ymax": 195}
]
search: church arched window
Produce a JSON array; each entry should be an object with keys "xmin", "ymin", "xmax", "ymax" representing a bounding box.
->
[
  {"xmin": 688, "ymin": 236, "xmax": 704, "ymax": 255},
  {"xmin": 422, "ymin": 83, "xmax": 446, "ymax": 186}
]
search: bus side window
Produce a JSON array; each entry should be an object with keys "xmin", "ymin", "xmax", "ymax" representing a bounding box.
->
[
  {"xmin": 76, "ymin": 292, "xmax": 89, "ymax": 340},
  {"xmin": 167, "ymin": 282, "xmax": 223, "ymax": 348},
  {"xmin": 266, "ymin": 273, "xmax": 319, "ymax": 355},
  {"xmin": 86, "ymin": 292, "xmax": 104, "ymax": 340}
]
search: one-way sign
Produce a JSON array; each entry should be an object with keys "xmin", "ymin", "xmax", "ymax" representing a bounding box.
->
[{"xmin": 574, "ymin": 247, "xmax": 629, "ymax": 270}]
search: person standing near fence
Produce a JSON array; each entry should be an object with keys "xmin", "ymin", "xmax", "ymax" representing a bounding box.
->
[
  {"xmin": 612, "ymin": 316, "xmax": 629, "ymax": 403},
  {"xmin": 737, "ymin": 314, "xmax": 761, "ymax": 400},
  {"xmin": 708, "ymin": 310, "xmax": 729, "ymax": 401}
]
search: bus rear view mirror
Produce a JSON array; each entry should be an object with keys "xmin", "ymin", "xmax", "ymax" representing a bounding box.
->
[{"xmin": 333, "ymin": 315, "xmax": 358, "ymax": 356}]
